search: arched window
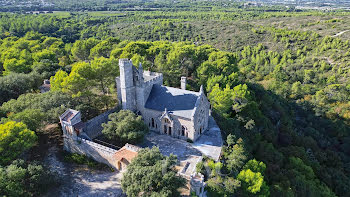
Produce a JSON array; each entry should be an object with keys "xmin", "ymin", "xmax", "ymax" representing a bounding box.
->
[
  {"xmin": 182, "ymin": 126, "xmax": 186, "ymax": 136},
  {"xmin": 164, "ymin": 118, "xmax": 170, "ymax": 124},
  {"xmin": 151, "ymin": 118, "xmax": 155, "ymax": 127}
]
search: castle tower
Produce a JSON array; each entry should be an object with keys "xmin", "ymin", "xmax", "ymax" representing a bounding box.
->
[{"xmin": 119, "ymin": 59, "xmax": 137, "ymax": 111}]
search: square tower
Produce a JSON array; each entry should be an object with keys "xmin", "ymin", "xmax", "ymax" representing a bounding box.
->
[{"xmin": 118, "ymin": 59, "xmax": 137, "ymax": 111}]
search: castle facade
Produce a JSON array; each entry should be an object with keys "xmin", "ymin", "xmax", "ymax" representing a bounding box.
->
[{"xmin": 116, "ymin": 59, "xmax": 210, "ymax": 141}]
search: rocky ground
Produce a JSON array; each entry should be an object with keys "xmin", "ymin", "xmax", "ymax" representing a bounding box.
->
[{"xmin": 44, "ymin": 146, "xmax": 124, "ymax": 197}]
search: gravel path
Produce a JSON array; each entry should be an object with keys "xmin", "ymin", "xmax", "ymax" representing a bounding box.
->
[
  {"xmin": 332, "ymin": 30, "xmax": 350, "ymax": 37},
  {"xmin": 44, "ymin": 146, "xmax": 125, "ymax": 197}
]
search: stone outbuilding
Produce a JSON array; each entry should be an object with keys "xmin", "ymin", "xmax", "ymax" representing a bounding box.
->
[
  {"xmin": 190, "ymin": 172, "xmax": 206, "ymax": 197},
  {"xmin": 113, "ymin": 143, "xmax": 140, "ymax": 171},
  {"xmin": 116, "ymin": 59, "xmax": 210, "ymax": 142}
]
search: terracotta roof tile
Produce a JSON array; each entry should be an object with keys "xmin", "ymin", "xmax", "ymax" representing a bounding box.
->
[{"xmin": 113, "ymin": 147, "xmax": 138, "ymax": 163}]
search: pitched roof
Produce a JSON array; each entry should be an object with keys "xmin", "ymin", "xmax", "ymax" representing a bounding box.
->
[
  {"xmin": 39, "ymin": 84, "xmax": 51, "ymax": 92},
  {"xmin": 144, "ymin": 84, "xmax": 200, "ymax": 119},
  {"xmin": 113, "ymin": 146, "xmax": 139, "ymax": 163},
  {"xmin": 60, "ymin": 109, "xmax": 80, "ymax": 123}
]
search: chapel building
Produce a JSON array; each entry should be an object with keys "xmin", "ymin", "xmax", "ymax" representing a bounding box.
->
[{"xmin": 115, "ymin": 59, "xmax": 210, "ymax": 141}]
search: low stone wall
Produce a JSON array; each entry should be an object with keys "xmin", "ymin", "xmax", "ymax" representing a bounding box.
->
[
  {"xmin": 84, "ymin": 107, "xmax": 119, "ymax": 139},
  {"xmin": 64, "ymin": 136, "xmax": 118, "ymax": 169}
]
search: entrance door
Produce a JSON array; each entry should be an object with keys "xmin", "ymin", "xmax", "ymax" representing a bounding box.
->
[
  {"xmin": 117, "ymin": 161, "xmax": 121, "ymax": 170},
  {"xmin": 168, "ymin": 127, "xmax": 172, "ymax": 135},
  {"xmin": 164, "ymin": 125, "xmax": 167, "ymax": 134}
]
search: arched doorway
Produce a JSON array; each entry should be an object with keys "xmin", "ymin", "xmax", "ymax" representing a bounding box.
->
[
  {"xmin": 162, "ymin": 118, "xmax": 172, "ymax": 136},
  {"xmin": 117, "ymin": 161, "xmax": 122, "ymax": 170}
]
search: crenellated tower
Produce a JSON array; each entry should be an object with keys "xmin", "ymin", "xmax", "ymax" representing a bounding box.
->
[
  {"xmin": 118, "ymin": 59, "xmax": 137, "ymax": 111},
  {"xmin": 116, "ymin": 59, "xmax": 163, "ymax": 115}
]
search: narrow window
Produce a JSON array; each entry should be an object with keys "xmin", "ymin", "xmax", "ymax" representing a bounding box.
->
[
  {"xmin": 164, "ymin": 125, "xmax": 167, "ymax": 134},
  {"xmin": 181, "ymin": 126, "xmax": 185, "ymax": 136},
  {"xmin": 152, "ymin": 118, "xmax": 155, "ymax": 127}
]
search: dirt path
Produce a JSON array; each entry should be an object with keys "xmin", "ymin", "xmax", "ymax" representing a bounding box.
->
[
  {"xmin": 332, "ymin": 30, "xmax": 350, "ymax": 37},
  {"xmin": 44, "ymin": 146, "xmax": 125, "ymax": 197}
]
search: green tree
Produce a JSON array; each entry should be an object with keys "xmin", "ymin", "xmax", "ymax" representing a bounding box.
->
[
  {"xmin": 90, "ymin": 57, "xmax": 118, "ymax": 94},
  {"xmin": 102, "ymin": 110, "xmax": 148, "ymax": 144},
  {"xmin": 71, "ymin": 38, "xmax": 99, "ymax": 61},
  {"xmin": 0, "ymin": 121, "xmax": 37, "ymax": 165},
  {"xmin": 0, "ymin": 160, "xmax": 56, "ymax": 197},
  {"xmin": 2, "ymin": 109, "xmax": 45, "ymax": 131},
  {"xmin": 3, "ymin": 58, "xmax": 31, "ymax": 75},
  {"xmin": 224, "ymin": 137, "xmax": 248, "ymax": 174},
  {"xmin": 61, "ymin": 62, "xmax": 93, "ymax": 97},
  {"xmin": 0, "ymin": 72, "xmax": 42, "ymax": 104},
  {"xmin": 50, "ymin": 70, "xmax": 68, "ymax": 92},
  {"xmin": 237, "ymin": 169, "xmax": 269, "ymax": 196},
  {"xmin": 208, "ymin": 84, "xmax": 234, "ymax": 117},
  {"xmin": 121, "ymin": 147, "xmax": 186, "ymax": 197},
  {"xmin": 237, "ymin": 159, "xmax": 269, "ymax": 196}
]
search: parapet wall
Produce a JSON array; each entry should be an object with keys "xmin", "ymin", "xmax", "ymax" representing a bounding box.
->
[
  {"xmin": 64, "ymin": 136, "xmax": 118, "ymax": 169},
  {"xmin": 143, "ymin": 72, "xmax": 163, "ymax": 87},
  {"xmin": 84, "ymin": 107, "xmax": 118, "ymax": 139},
  {"xmin": 142, "ymin": 73, "xmax": 163, "ymax": 103}
]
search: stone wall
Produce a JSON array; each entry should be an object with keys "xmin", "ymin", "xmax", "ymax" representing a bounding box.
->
[
  {"xmin": 84, "ymin": 107, "xmax": 118, "ymax": 139},
  {"xmin": 192, "ymin": 94, "xmax": 210, "ymax": 141},
  {"xmin": 64, "ymin": 136, "xmax": 118, "ymax": 169}
]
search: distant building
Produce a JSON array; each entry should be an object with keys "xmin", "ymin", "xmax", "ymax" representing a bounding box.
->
[
  {"xmin": 116, "ymin": 59, "xmax": 210, "ymax": 142},
  {"xmin": 39, "ymin": 79, "xmax": 51, "ymax": 93}
]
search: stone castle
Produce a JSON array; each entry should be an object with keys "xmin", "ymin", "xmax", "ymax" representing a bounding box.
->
[
  {"xmin": 59, "ymin": 58, "xmax": 217, "ymax": 196},
  {"xmin": 116, "ymin": 59, "xmax": 210, "ymax": 141}
]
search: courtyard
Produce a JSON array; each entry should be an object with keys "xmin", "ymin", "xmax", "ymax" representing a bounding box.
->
[{"xmin": 140, "ymin": 116, "xmax": 223, "ymax": 177}]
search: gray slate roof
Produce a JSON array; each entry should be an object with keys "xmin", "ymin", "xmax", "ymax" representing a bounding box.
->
[{"xmin": 144, "ymin": 84, "xmax": 200, "ymax": 119}]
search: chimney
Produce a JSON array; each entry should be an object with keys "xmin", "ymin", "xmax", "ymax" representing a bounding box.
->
[{"xmin": 181, "ymin": 77, "xmax": 187, "ymax": 90}]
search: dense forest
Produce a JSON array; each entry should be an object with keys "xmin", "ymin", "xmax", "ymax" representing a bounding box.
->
[{"xmin": 0, "ymin": 2, "xmax": 350, "ymax": 197}]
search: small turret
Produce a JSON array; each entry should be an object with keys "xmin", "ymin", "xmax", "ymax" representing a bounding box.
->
[
  {"xmin": 199, "ymin": 85, "xmax": 204, "ymax": 94},
  {"xmin": 181, "ymin": 77, "xmax": 187, "ymax": 90},
  {"xmin": 190, "ymin": 172, "xmax": 206, "ymax": 197}
]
